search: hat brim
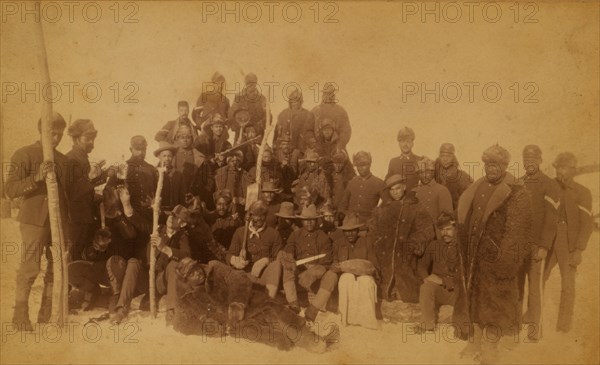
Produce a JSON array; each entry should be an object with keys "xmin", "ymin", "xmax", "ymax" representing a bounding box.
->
[
  {"xmin": 262, "ymin": 188, "xmax": 282, "ymax": 193},
  {"xmin": 275, "ymin": 213, "xmax": 296, "ymax": 219},
  {"xmin": 154, "ymin": 146, "xmax": 178, "ymax": 157},
  {"xmin": 339, "ymin": 223, "xmax": 364, "ymax": 231},
  {"xmin": 385, "ymin": 180, "xmax": 406, "ymax": 189},
  {"xmin": 295, "ymin": 214, "xmax": 322, "ymax": 220}
]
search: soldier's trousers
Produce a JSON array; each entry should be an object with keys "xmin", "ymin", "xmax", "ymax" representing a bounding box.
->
[
  {"xmin": 518, "ymin": 255, "xmax": 543, "ymax": 339},
  {"xmin": 544, "ymin": 222, "xmax": 576, "ymax": 332},
  {"xmin": 419, "ymin": 280, "xmax": 456, "ymax": 331},
  {"xmin": 14, "ymin": 224, "xmax": 53, "ymax": 305},
  {"xmin": 338, "ymin": 273, "xmax": 378, "ymax": 329},
  {"xmin": 282, "ymin": 261, "xmax": 338, "ymax": 310},
  {"xmin": 68, "ymin": 256, "xmax": 127, "ymax": 295},
  {"xmin": 246, "ymin": 261, "xmax": 282, "ymax": 298},
  {"xmin": 157, "ymin": 260, "xmax": 178, "ymax": 311},
  {"xmin": 116, "ymin": 258, "xmax": 149, "ymax": 310}
]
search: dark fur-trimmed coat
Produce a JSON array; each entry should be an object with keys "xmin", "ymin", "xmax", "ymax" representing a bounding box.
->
[
  {"xmin": 452, "ymin": 175, "xmax": 531, "ymax": 339},
  {"xmin": 369, "ymin": 191, "xmax": 435, "ymax": 303},
  {"xmin": 173, "ymin": 261, "xmax": 327, "ymax": 351}
]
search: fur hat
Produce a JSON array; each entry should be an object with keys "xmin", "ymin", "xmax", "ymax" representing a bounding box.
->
[
  {"xmin": 522, "ymin": 145, "xmax": 542, "ymax": 160},
  {"xmin": 418, "ymin": 157, "xmax": 435, "ymax": 172},
  {"xmin": 553, "ymin": 152, "xmax": 577, "ymax": 168},
  {"xmin": 244, "ymin": 72, "xmax": 258, "ymax": 84},
  {"xmin": 482, "ymin": 144, "xmax": 510, "ymax": 167},
  {"xmin": 353, "ymin": 151, "xmax": 372, "ymax": 165},
  {"xmin": 261, "ymin": 181, "xmax": 282, "ymax": 193},
  {"xmin": 211, "ymin": 71, "xmax": 225, "ymax": 83},
  {"xmin": 331, "ymin": 149, "xmax": 348, "ymax": 163},
  {"xmin": 439, "ymin": 143, "xmax": 455, "ymax": 155},
  {"xmin": 302, "ymin": 150, "xmax": 320, "ymax": 163}
]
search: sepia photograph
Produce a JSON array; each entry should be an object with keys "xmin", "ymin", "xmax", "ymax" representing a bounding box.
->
[{"xmin": 0, "ymin": 1, "xmax": 598, "ymax": 364}]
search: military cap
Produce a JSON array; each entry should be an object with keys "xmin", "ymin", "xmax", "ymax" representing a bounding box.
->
[
  {"xmin": 171, "ymin": 204, "xmax": 190, "ymax": 223},
  {"xmin": 177, "ymin": 100, "xmax": 189, "ymax": 108},
  {"xmin": 482, "ymin": 144, "xmax": 511, "ymax": 167},
  {"xmin": 418, "ymin": 157, "xmax": 435, "ymax": 172},
  {"xmin": 130, "ymin": 135, "xmax": 147, "ymax": 150},
  {"xmin": 249, "ymin": 200, "xmax": 268, "ymax": 216},
  {"xmin": 385, "ymin": 174, "xmax": 406, "ymax": 189},
  {"xmin": 332, "ymin": 149, "xmax": 348, "ymax": 163},
  {"xmin": 353, "ymin": 151, "xmax": 372, "ymax": 165},
  {"xmin": 244, "ymin": 72, "xmax": 258, "ymax": 84},
  {"xmin": 213, "ymin": 189, "xmax": 233, "ymax": 203},
  {"xmin": 154, "ymin": 141, "xmax": 178, "ymax": 157},
  {"xmin": 397, "ymin": 127, "xmax": 415, "ymax": 142},
  {"xmin": 435, "ymin": 211, "xmax": 456, "ymax": 229},
  {"xmin": 522, "ymin": 145, "xmax": 542, "ymax": 160},
  {"xmin": 37, "ymin": 112, "xmax": 66, "ymax": 132},
  {"xmin": 439, "ymin": 143, "xmax": 455, "ymax": 155},
  {"xmin": 553, "ymin": 152, "xmax": 577, "ymax": 168},
  {"xmin": 212, "ymin": 71, "xmax": 225, "ymax": 83},
  {"xmin": 68, "ymin": 119, "xmax": 97, "ymax": 138}
]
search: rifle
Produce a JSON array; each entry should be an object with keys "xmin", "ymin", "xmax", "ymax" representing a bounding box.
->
[{"xmin": 216, "ymin": 135, "xmax": 261, "ymax": 159}]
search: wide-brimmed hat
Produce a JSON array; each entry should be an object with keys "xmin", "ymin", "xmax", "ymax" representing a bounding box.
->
[
  {"xmin": 261, "ymin": 181, "xmax": 282, "ymax": 193},
  {"xmin": 296, "ymin": 204, "xmax": 322, "ymax": 219},
  {"xmin": 275, "ymin": 202, "xmax": 296, "ymax": 219},
  {"xmin": 385, "ymin": 174, "xmax": 406, "ymax": 189},
  {"xmin": 154, "ymin": 141, "xmax": 178, "ymax": 157},
  {"xmin": 339, "ymin": 214, "xmax": 364, "ymax": 231}
]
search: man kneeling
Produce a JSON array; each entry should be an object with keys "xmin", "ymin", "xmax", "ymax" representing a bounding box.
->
[{"xmin": 417, "ymin": 212, "xmax": 458, "ymax": 333}]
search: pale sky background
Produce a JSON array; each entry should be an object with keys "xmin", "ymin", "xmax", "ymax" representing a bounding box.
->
[{"xmin": 1, "ymin": 1, "xmax": 598, "ymax": 200}]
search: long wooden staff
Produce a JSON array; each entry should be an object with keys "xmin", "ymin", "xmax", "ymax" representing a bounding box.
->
[
  {"xmin": 34, "ymin": 4, "xmax": 69, "ymax": 325},
  {"xmin": 150, "ymin": 165, "xmax": 165, "ymax": 318},
  {"xmin": 240, "ymin": 88, "xmax": 275, "ymax": 260}
]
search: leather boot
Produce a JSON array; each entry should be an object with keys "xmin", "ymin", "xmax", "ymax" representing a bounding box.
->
[{"xmin": 12, "ymin": 301, "xmax": 33, "ymax": 331}]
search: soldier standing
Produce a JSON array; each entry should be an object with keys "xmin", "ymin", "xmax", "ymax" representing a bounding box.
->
[
  {"xmin": 544, "ymin": 152, "xmax": 593, "ymax": 333},
  {"xmin": 385, "ymin": 127, "xmax": 422, "ymax": 192},
  {"xmin": 155, "ymin": 101, "xmax": 198, "ymax": 144},
  {"xmin": 229, "ymin": 72, "xmax": 267, "ymax": 136},
  {"xmin": 413, "ymin": 157, "xmax": 453, "ymax": 225},
  {"xmin": 6, "ymin": 114, "xmax": 71, "ymax": 329},
  {"xmin": 275, "ymin": 89, "xmax": 315, "ymax": 153},
  {"xmin": 66, "ymin": 119, "xmax": 106, "ymax": 260},
  {"xmin": 452, "ymin": 145, "xmax": 531, "ymax": 363},
  {"xmin": 517, "ymin": 145, "xmax": 560, "ymax": 340},
  {"xmin": 434, "ymin": 143, "xmax": 473, "ymax": 209},
  {"xmin": 311, "ymin": 83, "xmax": 351, "ymax": 150}
]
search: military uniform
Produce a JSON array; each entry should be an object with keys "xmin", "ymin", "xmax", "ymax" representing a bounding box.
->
[
  {"xmin": 6, "ymin": 137, "xmax": 72, "ymax": 326},
  {"xmin": 173, "ymin": 147, "xmax": 214, "ymax": 208},
  {"xmin": 413, "ymin": 180, "xmax": 453, "ymax": 222},
  {"xmin": 338, "ymin": 173, "xmax": 386, "ymax": 224},
  {"xmin": 311, "ymin": 84, "xmax": 352, "ymax": 149},
  {"xmin": 434, "ymin": 143, "xmax": 473, "ymax": 209},
  {"xmin": 274, "ymin": 90, "xmax": 315, "ymax": 152},
  {"xmin": 386, "ymin": 153, "xmax": 422, "ymax": 193},
  {"xmin": 543, "ymin": 153, "xmax": 593, "ymax": 332},
  {"xmin": 517, "ymin": 153, "xmax": 560, "ymax": 338},
  {"xmin": 155, "ymin": 117, "xmax": 198, "ymax": 144},
  {"xmin": 126, "ymin": 155, "xmax": 158, "ymax": 213}
]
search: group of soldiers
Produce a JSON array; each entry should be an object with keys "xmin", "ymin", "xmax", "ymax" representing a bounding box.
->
[{"xmin": 5, "ymin": 71, "xmax": 594, "ymax": 361}]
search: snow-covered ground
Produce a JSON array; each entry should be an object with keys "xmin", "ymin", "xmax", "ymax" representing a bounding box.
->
[{"xmin": 0, "ymin": 215, "xmax": 598, "ymax": 364}]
